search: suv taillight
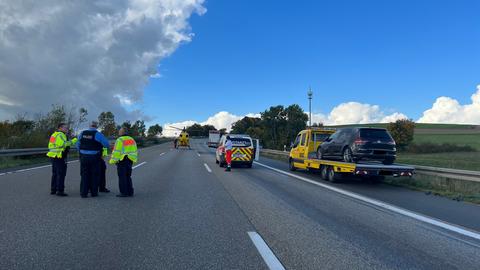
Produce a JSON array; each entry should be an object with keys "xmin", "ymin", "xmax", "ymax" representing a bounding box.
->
[{"xmin": 354, "ymin": 136, "xmax": 367, "ymax": 145}]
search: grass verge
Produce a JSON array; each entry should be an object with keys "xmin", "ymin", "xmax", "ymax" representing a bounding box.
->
[{"xmin": 384, "ymin": 174, "xmax": 480, "ymax": 204}]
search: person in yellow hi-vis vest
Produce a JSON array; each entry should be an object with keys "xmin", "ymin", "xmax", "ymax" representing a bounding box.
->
[
  {"xmin": 47, "ymin": 123, "xmax": 77, "ymax": 196},
  {"xmin": 109, "ymin": 128, "xmax": 138, "ymax": 197},
  {"xmin": 99, "ymin": 147, "xmax": 110, "ymax": 193}
]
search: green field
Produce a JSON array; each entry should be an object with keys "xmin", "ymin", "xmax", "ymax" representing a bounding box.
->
[
  {"xmin": 327, "ymin": 123, "xmax": 477, "ymax": 129},
  {"xmin": 396, "ymin": 152, "xmax": 480, "ymax": 171},
  {"xmin": 413, "ymin": 134, "xmax": 480, "ymax": 150}
]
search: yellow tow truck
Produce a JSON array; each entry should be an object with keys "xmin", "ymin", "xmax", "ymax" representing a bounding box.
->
[{"xmin": 289, "ymin": 128, "xmax": 414, "ymax": 182}]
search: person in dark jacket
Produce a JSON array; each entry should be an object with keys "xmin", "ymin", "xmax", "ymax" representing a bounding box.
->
[{"xmin": 76, "ymin": 121, "xmax": 110, "ymax": 198}]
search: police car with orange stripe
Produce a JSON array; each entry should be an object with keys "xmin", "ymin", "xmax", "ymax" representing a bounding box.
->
[{"xmin": 216, "ymin": 134, "xmax": 254, "ymax": 168}]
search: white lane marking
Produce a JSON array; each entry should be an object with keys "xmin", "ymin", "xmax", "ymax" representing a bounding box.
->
[
  {"xmin": 133, "ymin": 161, "xmax": 147, "ymax": 170},
  {"xmin": 13, "ymin": 164, "xmax": 52, "ymax": 173},
  {"xmin": 197, "ymin": 153, "xmax": 201, "ymax": 157},
  {"xmin": 204, "ymin": 163, "xmax": 212, "ymax": 173},
  {"xmin": 254, "ymin": 161, "xmax": 480, "ymax": 241},
  {"xmin": 159, "ymin": 152, "xmax": 165, "ymax": 157},
  {"xmin": 0, "ymin": 159, "xmax": 80, "ymax": 176},
  {"xmin": 248, "ymin": 232, "xmax": 285, "ymax": 270}
]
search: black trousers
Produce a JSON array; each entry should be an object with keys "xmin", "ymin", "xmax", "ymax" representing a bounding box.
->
[
  {"xmin": 99, "ymin": 159, "xmax": 107, "ymax": 191},
  {"xmin": 80, "ymin": 155, "xmax": 101, "ymax": 196},
  {"xmin": 50, "ymin": 158, "xmax": 67, "ymax": 192},
  {"xmin": 117, "ymin": 158, "xmax": 133, "ymax": 196}
]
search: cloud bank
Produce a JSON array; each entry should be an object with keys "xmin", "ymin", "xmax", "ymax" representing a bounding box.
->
[
  {"xmin": 163, "ymin": 111, "xmax": 260, "ymax": 137},
  {"xmin": 312, "ymin": 102, "xmax": 407, "ymax": 125},
  {"xmin": 418, "ymin": 85, "xmax": 480, "ymax": 124},
  {"xmin": 0, "ymin": 0, "xmax": 205, "ymax": 121}
]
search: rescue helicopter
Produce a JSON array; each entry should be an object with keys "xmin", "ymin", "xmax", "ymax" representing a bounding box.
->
[{"xmin": 168, "ymin": 126, "xmax": 191, "ymax": 149}]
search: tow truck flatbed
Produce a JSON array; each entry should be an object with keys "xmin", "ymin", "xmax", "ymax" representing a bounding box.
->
[{"xmin": 289, "ymin": 128, "xmax": 415, "ymax": 182}]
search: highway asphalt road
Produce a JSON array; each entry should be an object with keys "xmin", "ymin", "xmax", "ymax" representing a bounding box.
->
[{"xmin": 1, "ymin": 139, "xmax": 479, "ymax": 269}]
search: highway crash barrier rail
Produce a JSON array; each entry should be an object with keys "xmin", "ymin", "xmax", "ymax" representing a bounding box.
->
[
  {"xmin": 0, "ymin": 148, "xmax": 54, "ymax": 157},
  {"xmin": 260, "ymin": 149, "xmax": 480, "ymax": 183}
]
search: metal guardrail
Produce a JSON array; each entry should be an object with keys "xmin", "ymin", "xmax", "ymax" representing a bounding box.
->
[
  {"xmin": 0, "ymin": 147, "xmax": 80, "ymax": 157},
  {"xmin": 260, "ymin": 149, "xmax": 480, "ymax": 183},
  {"xmin": 0, "ymin": 148, "xmax": 49, "ymax": 157}
]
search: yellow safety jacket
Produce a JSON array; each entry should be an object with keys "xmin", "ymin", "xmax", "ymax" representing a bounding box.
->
[
  {"xmin": 46, "ymin": 131, "xmax": 77, "ymax": 158},
  {"xmin": 109, "ymin": 136, "xmax": 138, "ymax": 164}
]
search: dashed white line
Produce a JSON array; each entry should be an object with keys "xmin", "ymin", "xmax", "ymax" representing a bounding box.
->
[
  {"xmin": 133, "ymin": 161, "xmax": 147, "ymax": 170},
  {"xmin": 254, "ymin": 161, "xmax": 480, "ymax": 241},
  {"xmin": 248, "ymin": 231, "xmax": 285, "ymax": 270},
  {"xmin": 0, "ymin": 159, "xmax": 80, "ymax": 176},
  {"xmin": 197, "ymin": 153, "xmax": 201, "ymax": 157},
  {"xmin": 204, "ymin": 163, "xmax": 212, "ymax": 173},
  {"xmin": 159, "ymin": 152, "xmax": 165, "ymax": 157}
]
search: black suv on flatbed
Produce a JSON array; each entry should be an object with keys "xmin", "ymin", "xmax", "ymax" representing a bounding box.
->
[{"xmin": 317, "ymin": 127, "xmax": 396, "ymax": 165}]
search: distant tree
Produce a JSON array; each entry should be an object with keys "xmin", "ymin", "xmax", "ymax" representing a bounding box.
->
[
  {"xmin": 219, "ymin": 128, "xmax": 227, "ymax": 136},
  {"xmin": 202, "ymin": 125, "xmax": 217, "ymax": 136},
  {"xmin": 186, "ymin": 123, "xmax": 204, "ymax": 137},
  {"xmin": 131, "ymin": 120, "xmax": 146, "ymax": 137},
  {"xmin": 98, "ymin": 111, "xmax": 117, "ymax": 137},
  {"xmin": 147, "ymin": 124, "xmax": 163, "ymax": 137},
  {"xmin": 72, "ymin": 107, "xmax": 88, "ymax": 132},
  {"xmin": 121, "ymin": 121, "xmax": 133, "ymax": 135},
  {"xmin": 387, "ymin": 119, "xmax": 415, "ymax": 149},
  {"xmin": 261, "ymin": 105, "xmax": 287, "ymax": 149},
  {"xmin": 284, "ymin": 104, "xmax": 308, "ymax": 146},
  {"xmin": 231, "ymin": 117, "xmax": 262, "ymax": 134}
]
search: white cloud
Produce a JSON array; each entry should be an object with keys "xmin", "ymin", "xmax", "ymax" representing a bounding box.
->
[
  {"xmin": 0, "ymin": 0, "xmax": 206, "ymax": 121},
  {"xmin": 312, "ymin": 102, "xmax": 407, "ymax": 125},
  {"xmin": 418, "ymin": 85, "xmax": 480, "ymax": 124},
  {"xmin": 162, "ymin": 111, "xmax": 260, "ymax": 137}
]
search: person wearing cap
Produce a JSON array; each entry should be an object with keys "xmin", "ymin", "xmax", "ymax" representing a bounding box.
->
[{"xmin": 76, "ymin": 121, "xmax": 110, "ymax": 198}]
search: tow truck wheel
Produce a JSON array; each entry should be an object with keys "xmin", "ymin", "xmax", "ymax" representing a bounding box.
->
[
  {"xmin": 328, "ymin": 167, "xmax": 340, "ymax": 183},
  {"xmin": 289, "ymin": 159, "xmax": 297, "ymax": 171},
  {"xmin": 320, "ymin": 166, "xmax": 328, "ymax": 180}
]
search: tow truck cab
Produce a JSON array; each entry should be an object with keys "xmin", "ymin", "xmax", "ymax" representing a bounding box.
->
[{"xmin": 290, "ymin": 128, "xmax": 335, "ymax": 169}]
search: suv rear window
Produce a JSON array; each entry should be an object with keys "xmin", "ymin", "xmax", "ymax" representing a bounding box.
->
[
  {"xmin": 359, "ymin": 129, "xmax": 392, "ymax": 140},
  {"xmin": 232, "ymin": 138, "xmax": 252, "ymax": 147}
]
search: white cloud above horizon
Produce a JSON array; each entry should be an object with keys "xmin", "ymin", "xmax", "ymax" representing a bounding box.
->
[
  {"xmin": 418, "ymin": 85, "xmax": 480, "ymax": 124},
  {"xmin": 162, "ymin": 111, "xmax": 260, "ymax": 137},
  {"xmin": 311, "ymin": 102, "xmax": 408, "ymax": 125}
]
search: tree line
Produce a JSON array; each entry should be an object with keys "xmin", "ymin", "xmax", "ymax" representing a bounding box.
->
[
  {"xmin": 231, "ymin": 104, "xmax": 308, "ymax": 150},
  {"xmin": 0, "ymin": 105, "xmax": 163, "ymax": 149}
]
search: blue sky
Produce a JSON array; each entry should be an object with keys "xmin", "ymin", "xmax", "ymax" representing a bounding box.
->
[{"xmin": 142, "ymin": 0, "xmax": 480, "ymax": 126}]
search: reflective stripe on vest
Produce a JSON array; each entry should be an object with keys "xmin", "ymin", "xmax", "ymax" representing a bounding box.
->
[
  {"xmin": 47, "ymin": 132, "xmax": 67, "ymax": 158},
  {"xmin": 110, "ymin": 136, "xmax": 138, "ymax": 163}
]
